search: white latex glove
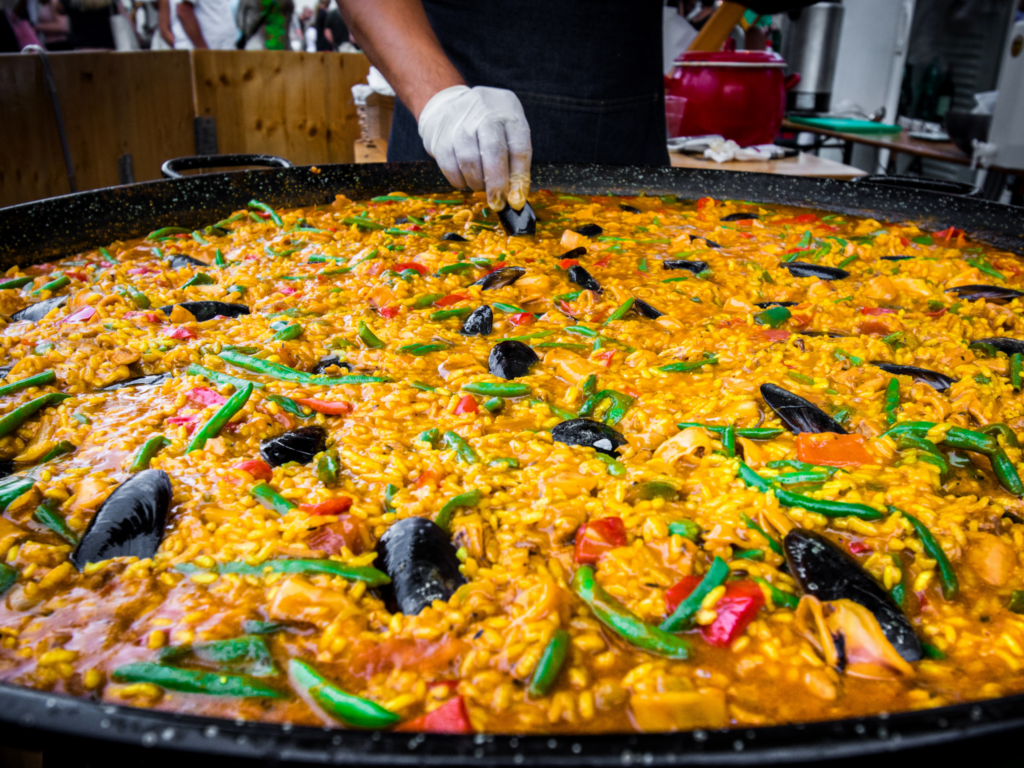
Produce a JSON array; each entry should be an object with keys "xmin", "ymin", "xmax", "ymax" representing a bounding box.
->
[{"xmin": 418, "ymin": 85, "xmax": 532, "ymax": 211}]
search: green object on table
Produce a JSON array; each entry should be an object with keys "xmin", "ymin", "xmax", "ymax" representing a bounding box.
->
[
  {"xmin": 0, "ymin": 563, "xmax": 17, "ymax": 595},
  {"xmin": 668, "ymin": 520, "xmax": 701, "ymax": 541},
  {"xmin": 738, "ymin": 461, "xmax": 883, "ymax": 520},
  {"xmin": 317, "ymin": 449, "xmax": 340, "ymax": 485},
  {"xmin": 159, "ymin": 635, "xmax": 277, "ymax": 677},
  {"xmin": 788, "ymin": 116, "xmax": 902, "ymax": 135},
  {"xmin": 219, "ymin": 350, "xmax": 389, "ymax": 385},
  {"xmin": 289, "ymin": 659, "xmax": 400, "ymax": 728},
  {"xmin": 177, "ymin": 557, "xmax": 389, "ymax": 587},
  {"xmin": 0, "ymin": 276, "xmax": 34, "ymax": 290},
  {"xmin": 187, "ymin": 363, "xmax": 263, "ymax": 391},
  {"xmin": 0, "ymin": 477, "xmax": 35, "ymax": 512},
  {"xmin": 528, "ymin": 629, "xmax": 571, "ymax": 697},
  {"xmin": 112, "ymin": 662, "xmax": 282, "ymax": 698},
  {"xmin": 753, "ymin": 577, "xmax": 799, "ymax": 609},
  {"xmin": 884, "ymin": 378, "xmax": 900, "ymax": 426}
]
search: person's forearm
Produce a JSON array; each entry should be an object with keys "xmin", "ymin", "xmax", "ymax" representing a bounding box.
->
[
  {"xmin": 337, "ymin": 0, "xmax": 463, "ymax": 119},
  {"xmin": 158, "ymin": 0, "xmax": 174, "ymax": 45},
  {"xmin": 177, "ymin": 2, "xmax": 208, "ymax": 48}
]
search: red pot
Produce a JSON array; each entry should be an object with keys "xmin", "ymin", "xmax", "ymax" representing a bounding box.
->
[{"xmin": 665, "ymin": 50, "xmax": 800, "ymax": 147}]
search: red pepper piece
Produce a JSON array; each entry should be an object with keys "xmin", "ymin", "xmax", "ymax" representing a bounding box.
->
[
  {"xmin": 859, "ymin": 319, "xmax": 894, "ymax": 336},
  {"xmin": 234, "ymin": 459, "xmax": 273, "ymax": 481},
  {"xmin": 594, "ymin": 349, "xmax": 615, "ymax": 367},
  {"xmin": 697, "ymin": 197, "xmax": 714, "ymax": 211},
  {"xmin": 776, "ymin": 213, "xmax": 818, "ymax": 225},
  {"xmin": 848, "ymin": 540, "xmax": 872, "ymax": 555},
  {"xmin": 61, "ymin": 306, "xmax": 96, "ymax": 324},
  {"xmin": 559, "ymin": 258, "xmax": 580, "ymax": 269},
  {"xmin": 397, "ymin": 696, "xmax": 473, "ymax": 734},
  {"xmin": 378, "ymin": 306, "xmax": 400, "ymax": 319},
  {"xmin": 454, "ymin": 395, "xmax": 477, "ymax": 415},
  {"xmin": 593, "ymin": 257, "xmax": 611, "ymax": 268},
  {"xmin": 925, "ymin": 308, "xmax": 947, "ymax": 318},
  {"xmin": 414, "ymin": 469, "xmax": 441, "ymax": 489},
  {"xmin": 573, "ymin": 517, "xmax": 627, "ymax": 565},
  {"xmin": 65, "ymin": 271, "xmax": 89, "ymax": 282},
  {"xmin": 434, "ymin": 293, "xmax": 468, "ymax": 307},
  {"xmin": 861, "ymin": 307, "xmax": 898, "ymax": 315},
  {"xmin": 665, "ymin": 577, "xmax": 765, "ymax": 648},
  {"xmin": 300, "ymin": 497, "xmax": 354, "ymax": 516},
  {"xmin": 796, "ymin": 432, "xmax": 873, "ymax": 467},
  {"xmin": 307, "ymin": 514, "xmax": 365, "ymax": 554},
  {"xmin": 935, "ymin": 226, "xmax": 963, "ymax": 242},
  {"xmin": 483, "ymin": 261, "xmax": 507, "ymax": 276},
  {"xmin": 187, "ymin": 387, "xmax": 227, "ymax": 407},
  {"xmin": 406, "ymin": 225, "xmax": 423, "ymax": 232},
  {"xmin": 557, "ymin": 299, "xmax": 576, "ymax": 315},
  {"xmin": 900, "ymin": 237, "xmax": 910, "ymax": 247},
  {"xmin": 166, "ymin": 413, "xmax": 202, "ymax": 434},
  {"xmin": 509, "ymin": 312, "xmax": 534, "ymax": 327},
  {"xmin": 394, "ymin": 262, "xmax": 428, "ymax": 275},
  {"xmin": 294, "ymin": 398, "xmax": 353, "ymax": 416},
  {"xmin": 760, "ymin": 329, "xmax": 791, "ymax": 341}
]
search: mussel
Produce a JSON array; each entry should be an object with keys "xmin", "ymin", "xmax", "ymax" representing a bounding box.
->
[
  {"xmin": 761, "ymin": 383, "xmax": 846, "ymax": 435},
  {"xmin": 572, "ymin": 224, "xmax": 603, "ymax": 238},
  {"xmin": 460, "ymin": 305, "xmax": 493, "ymax": 336},
  {"xmin": 663, "ymin": 260, "xmax": 709, "ymax": 274},
  {"xmin": 441, "ymin": 233, "xmax": 467, "ymax": 242},
  {"xmin": 11, "ymin": 296, "xmax": 68, "ymax": 323},
  {"xmin": 0, "ymin": 364, "xmax": 12, "ymax": 380},
  {"xmin": 946, "ymin": 285, "xmax": 1024, "ymax": 303},
  {"xmin": 488, "ymin": 340, "xmax": 538, "ymax": 379},
  {"xmin": 0, "ymin": 461, "xmax": 14, "ymax": 480},
  {"xmin": 793, "ymin": 330, "xmax": 846, "ymax": 338},
  {"xmin": 971, "ymin": 337, "xmax": 1024, "ymax": 356},
  {"xmin": 782, "ymin": 262, "xmax": 850, "ymax": 281},
  {"xmin": 376, "ymin": 517, "xmax": 466, "ymax": 616},
  {"xmin": 619, "ymin": 204, "xmax": 642, "ymax": 214},
  {"xmin": 497, "ymin": 202, "xmax": 536, "ymax": 236},
  {"xmin": 784, "ymin": 528, "xmax": 923, "ymax": 663},
  {"xmin": 71, "ymin": 469, "xmax": 172, "ymax": 570},
  {"xmin": 754, "ymin": 301, "xmax": 798, "ymax": 308},
  {"xmin": 100, "ymin": 372, "xmax": 172, "ymax": 391},
  {"xmin": 632, "ymin": 299, "xmax": 664, "ymax": 319},
  {"xmin": 880, "ymin": 256, "xmax": 912, "ymax": 261},
  {"xmin": 169, "ymin": 254, "xmax": 207, "ymax": 269},
  {"xmin": 472, "ymin": 266, "xmax": 526, "ymax": 291},
  {"xmin": 871, "ymin": 362, "xmax": 956, "ymax": 392},
  {"xmin": 311, "ymin": 356, "xmax": 352, "ymax": 375},
  {"xmin": 158, "ymin": 301, "xmax": 251, "ymax": 322},
  {"xmin": 552, "ymin": 418, "xmax": 627, "ymax": 457},
  {"xmin": 259, "ymin": 426, "xmax": 326, "ymax": 467},
  {"xmin": 568, "ymin": 266, "xmax": 602, "ymax": 294},
  {"xmin": 690, "ymin": 235, "xmax": 721, "ymax": 249},
  {"xmin": 721, "ymin": 212, "xmax": 759, "ymax": 221},
  {"xmin": 561, "ymin": 247, "xmax": 587, "ymax": 260}
]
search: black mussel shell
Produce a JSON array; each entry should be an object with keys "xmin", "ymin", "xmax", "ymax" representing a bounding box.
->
[
  {"xmin": 794, "ymin": 330, "xmax": 846, "ymax": 338},
  {"xmin": 376, "ymin": 517, "xmax": 466, "ymax": 616},
  {"xmin": 158, "ymin": 301, "xmax": 251, "ymax": 322},
  {"xmin": 552, "ymin": 418, "xmax": 627, "ymax": 457},
  {"xmin": 100, "ymin": 373, "xmax": 172, "ymax": 391},
  {"xmin": 783, "ymin": 262, "xmax": 850, "ymax": 281},
  {"xmin": 311, "ymin": 356, "xmax": 352, "ymax": 375},
  {"xmin": 497, "ymin": 201, "xmax": 536, "ymax": 236},
  {"xmin": 71, "ymin": 469, "xmax": 172, "ymax": 570},
  {"xmin": 472, "ymin": 266, "xmax": 526, "ymax": 291},
  {"xmin": 971, "ymin": 337, "xmax": 1024, "ymax": 356},
  {"xmin": 561, "ymin": 247, "xmax": 587, "ymax": 260},
  {"xmin": 568, "ymin": 265, "xmax": 602, "ymax": 294},
  {"xmin": 761, "ymin": 383, "xmax": 846, "ymax": 435},
  {"xmin": 721, "ymin": 212, "xmax": 759, "ymax": 221},
  {"xmin": 946, "ymin": 285, "xmax": 1024, "ymax": 303},
  {"xmin": 632, "ymin": 299, "xmax": 664, "ymax": 319},
  {"xmin": 169, "ymin": 254, "xmax": 207, "ymax": 269},
  {"xmin": 0, "ymin": 461, "xmax": 14, "ymax": 480},
  {"xmin": 881, "ymin": 256, "xmax": 913, "ymax": 261},
  {"xmin": 441, "ymin": 232, "xmax": 467, "ymax": 242},
  {"xmin": 871, "ymin": 362, "xmax": 956, "ymax": 392},
  {"xmin": 460, "ymin": 306, "xmax": 493, "ymax": 336},
  {"xmin": 11, "ymin": 296, "xmax": 68, "ymax": 323},
  {"xmin": 572, "ymin": 224, "xmax": 603, "ymax": 238},
  {"xmin": 619, "ymin": 204, "xmax": 642, "ymax": 214},
  {"xmin": 755, "ymin": 301, "xmax": 798, "ymax": 308},
  {"xmin": 0, "ymin": 364, "xmax": 11, "ymax": 380},
  {"xmin": 260, "ymin": 426, "xmax": 326, "ymax": 467},
  {"xmin": 393, "ymin": 216, "xmax": 409, "ymax": 225},
  {"xmin": 784, "ymin": 528, "xmax": 923, "ymax": 663},
  {"xmin": 488, "ymin": 340, "xmax": 539, "ymax": 379},
  {"xmin": 690, "ymin": 235, "xmax": 721, "ymax": 249},
  {"xmin": 663, "ymin": 260, "xmax": 709, "ymax": 274}
]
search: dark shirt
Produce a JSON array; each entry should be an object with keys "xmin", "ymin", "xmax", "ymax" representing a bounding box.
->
[
  {"xmin": 325, "ymin": 7, "xmax": 347, "ymax": 48},
  {"xmin": 313, "ymin": 7, "xmax": 331, "ymax": 51},
  {"xmin": 58, "ymin": 0, "xmax": 115, "ymax": 49}
]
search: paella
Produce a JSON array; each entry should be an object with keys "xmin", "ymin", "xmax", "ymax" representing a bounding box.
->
[{"xmin": 0, "ymin": 187, "xmax": 1022, "ymax": 734}]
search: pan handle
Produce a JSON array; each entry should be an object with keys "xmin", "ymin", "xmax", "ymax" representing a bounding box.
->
[
  {"xmin": 854, "ymin": 174, "xmax": 980, "ymax": 197},
  {"xmin": 161, "ymin": 154, "xmax": 294, "ymax": 180}
]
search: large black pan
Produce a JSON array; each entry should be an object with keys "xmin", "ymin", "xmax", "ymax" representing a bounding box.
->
[{"xmin": 0, "ymin": 160, "xmax": 1023, "ymax": 766}]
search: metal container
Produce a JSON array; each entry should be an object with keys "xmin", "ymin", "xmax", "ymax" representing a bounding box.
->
[{"xmin": 780, "ymin": 1, "xmax": 845, "ymax": 114}]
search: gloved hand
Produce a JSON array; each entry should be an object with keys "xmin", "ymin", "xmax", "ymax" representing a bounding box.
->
[{"xmin": 418, "ymin": 85, "xmax": 532, "ymax": 211}]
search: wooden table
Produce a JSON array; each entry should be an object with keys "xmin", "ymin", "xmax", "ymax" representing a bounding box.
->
[{"xmin": 669, "ymin": 150, "xmax": 867, "ymax": 180}]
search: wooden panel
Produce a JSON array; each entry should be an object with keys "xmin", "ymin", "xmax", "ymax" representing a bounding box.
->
[
  {"xmin": 0, "ymin": 51, "xmax": 194, "ymax": 208},
  {"xmin": 325, "ymin": 52, "xmax": 371, "ymax": 164}
]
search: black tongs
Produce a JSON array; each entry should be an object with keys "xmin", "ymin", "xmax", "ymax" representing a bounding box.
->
[{"xmin": 498, "ymin": 201, "xmax": 536, "ymax": 236}]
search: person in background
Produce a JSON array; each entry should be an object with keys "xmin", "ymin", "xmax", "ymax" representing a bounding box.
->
[
  {"xmin": 151, "ymin": 0, "xmax": 172, "ymax": 46},
  {"xmin": 30, "ymin": 0, "xmax": 71, "ymax": 49},
  {"xmin": 58, "ymin": 0, "xmax": 114, "ymax": 49},
  {"xmin": 313, "ymin": 0, "xmax": 330, "ymax": 51},
  {"xmin": 324, "ymin": 0, "xmax": 346, "ymax": 50},
  {"xmin": 173, "ymin": 0, "xmax": 234, "ymax": 48}
]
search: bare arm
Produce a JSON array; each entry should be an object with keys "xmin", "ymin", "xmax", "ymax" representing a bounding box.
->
[
  {"xmin": 177, "ymin": 1, "xmax": 208, "ymax": 48},
  {"xmin": 157, "ymin": 0, "xmax": 174, "ymax": 45},
  {"xmin": 337, "ymin": 0, "xmax": 463, "ymax": 119}
]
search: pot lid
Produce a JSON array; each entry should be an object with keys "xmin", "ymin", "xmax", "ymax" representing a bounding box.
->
[{"xmin": 674, "ymin": 50, "xmax": 787, "ymax": 66}]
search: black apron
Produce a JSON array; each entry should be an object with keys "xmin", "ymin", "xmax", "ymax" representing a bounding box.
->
[{"xmin": 388, "ymin": 0, "xmax": 669, "ymax": 167}]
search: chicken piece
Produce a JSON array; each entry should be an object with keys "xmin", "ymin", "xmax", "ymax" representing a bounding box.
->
[
  {"xmin": 965, "ymin": 532, "xmax": 1017, "ymax": 586},
  {"xmin": 71, "ymin": 476, "xmax": 111, "ymax": 511},
  {"xmin": 860, "ymin": 276, "xmax": 897, "ymax": 302},
  {"xmin": 544, "ymin": 348, "xmax": 599, "ymax": 385},
  {"xmin": 653, "ymin": 427, "xmax": 713, "ymax": 466},
  {"xmin": 630, "ymin": 689, "xmax": 728, "ymax": 732},
  {"xmin": 891, "ymin": 276, "xmax": 933, "ymax": 298},
  {"xmin": 267, "ymin": 574, "xmax": 354, "ymax": 628},
  {"xmin": 560, "ymin": 229, "xmax": 590, "ymax": 251}
]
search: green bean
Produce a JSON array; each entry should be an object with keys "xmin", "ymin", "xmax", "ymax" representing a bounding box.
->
[
  {"xmin": 398, "ymin": 342, "xmax": 447, "ymax": 356},
  {"xmin": 98, "ymin": 247, "xmax": 119, "ymax": 266},
  {"xmin": 573, "ymin": 566, "xmax": 690, "ymax": 658},
  {"xmin": 483, "ymin": 397, "xmax": 503, "ymax": 412},
  {"xmin": 773, "ymin": 470, "xmax": 829, "ymax": 487},
  {"xmin": 738, "ymin": 461, "xmax": 883, "ymax": 520},
  {"xmin": 884, "ymin": 421, "xmax": 998, "ymax": 454},
  {"xmin": 40, "ymin": 440, "xmax": 75, "ymax": 463},
  {"xmin": 0, "ymin": 370, "xmax": 56, "ymax": 398},
  {"xmin": 443, "ymin": 431, "xmax": 479, "ymax": 464},
  {"xmin": 1012, "ymin": 353, "xmax": 1023, "ymax": 392},
  {"xmin": 0, "ymin": 393, "xmax": 70, "ymax": 438},
  {"xmin": 33, "ymin": 502, "xmax": 77, "ymax": 545},
  {"xmin": 182, "ymin": 272, "xmax": 216, "ymax": 289},
  {"xmin": 112, "ymin": 662, "xmax": 282, "ymax": 698},
  {"xmin": 187, "ymin": 363, "xmax": 264, "ymax": 390},
  {"xmin": 186, "ymin": 383, "xmax": 253, "ymax": 453},
  {"xmin": 741, "ymin": 513, "xmax": 782, "ymax": 555},
  {"xmin": 581, "ymin": 374, "xmax": 597, "ymax": 397},
  {"xmin": 412, "ymin": 294, "xmax": 444, "ymax": 310},
  {"xmin": 990, "ymin": 448, "xmax": 1024, "ymax": 497},
  {"xmin": 271, "ymin": 323, "xmax": 303, "ymax": 342},
  {"xmin": 884, "ymin": 378, "xmax": 900, "ymax": 426},
  {"xmin": 357, "ymin": 320, "xmax": 384, "ymax": 349},
  {"xmin": 178, "ymin": 558, "xmax": 390, "ymax": 587},
  {"xmin": 733, "ymin": 548, "xmax": 764, "ymax": 561},
  {"xmin": 593, "ymin": 453, "xmax": 626, "ymax": 477},
  {"xmin": 289, "ymin": 659, "xmax": 399, "ymax": 728},
  {"xmin": 119, "ymin": 283, "xmax": 151, "ymax": 309},
  {"xmin": 32, "ymin": 274, "xmax": 69, "ymax": 295},
  {"xmin": 889, "ymin": 554, "xmax": 905, "ymax": 607},
  {"xmin": 130, "ymin": 435, "xmax": 170, "ymax": 472},
  {"xmin": 418, "ymin": 427, "xmax": 440, "ymax": 446},
  {"xmin": 1009, "ymin": 591, "xmax": 1024, "ymax": 614},
  {"xmin": 0, "ymin": 563, "xmax": 16, "ymax": 595},
  {"xmin": 555, "ymin": 290, "xmax": 584, "ymax": 302},
  {"xmin": 753, "ymin": 577, "xmax": 798, "ymax": 609},
  {"xmin": 676, "ymin": 422, "xmax": 784, "ymax": 440},
  {"xmin": 754, "ymin": 306, "xmax": 791, "ymax": 328},
  {"xmin": 528, "ymin": 629, "xmax": 571, "ymax": 697},
  {"xmin": 267, "ymin": 394, "xmax": 312, "ymax": 420},
  {"xmin": 435, "ymin": 489, "xmax": 482, "ymax": 531},
  {"xmin": 409, "ymin": 381, "xmax": 436, "ymax": 392},
  {"xmin": 898, "ymin": 508, "xmax": 958, "ymax": 600},
  {"xmin": 214, "ymin": 212, "xmax": 246, "ymax": 228},
  {"xmin": 214, "ymin": 249, "xmax": 227, "ymax": 268},
  {"xmin": 462, "ymin": 381, "xmax": 531, "ymax": 397},
  {"xmin": 249, "ymin": 482, "xmax": 295, "ymax": 514},
  {"xmin": 147, "ymin": 226, "xmax": 191, "ymax": 239},
  {"xmin": 488, "ymin": 457, "xmax": 520, "ymax": 470},
  {"xmin": 659, "ymin": 355, "xmax": 718, "ymax": 373},
  {"xmin": 219, "ymin": 350, "xmax": 390, "ymax": 385},
  {"xmin": 894, "ymin": 434, "xmax": 949, "ymax": 482},
  {"xmin": 430, "ymin": 307, "xmax": 473, "ymax": 321},
  {"xmin": 660, "ymin": 557, "xmax": 729, "ymax": 632},
  {"xmin": 529, "ymin": 398, "xmax": 576, "ymax": 421},
  {"xmin": 722, "ymin": 425, "xmax": 736, "ymax": 457},
  {"xmin": 982, "ymin": 423, "xmax": 1021, "ymax": 450},
  {"xmin": 0, "ymin": 476, "xmax": 35, "ymax": 512},
  {"xmin": 0, "ymin": 276, "xmax": 34, "ymax": 290},
  {"xmin": 604, "ymin": 298, "xmax": 635, "ymax": 324},
  {"xmin": 668, "ymin": 520, "xmax": 700, "ymax": 541},
  {"xmin": 248, "ymin": 200, "xmax": 284, "ymax": 227},
  {"xmin": 317, "ymin": 449, "xmax": 340, "ymax": 485},
  {"xmin": 382, "ymin": 483, "xmax": 397, "ymax": 514},
  {"xmin": 577, "ymin": 389, "xmax": 634, "ymax": 426},
  {"xmin": 564, "ymin": 326, "xmax": 636, "ymax": 352},
  {"xmin": 160, "ymin": 635, "xmax": 276, "ymax": 677}
]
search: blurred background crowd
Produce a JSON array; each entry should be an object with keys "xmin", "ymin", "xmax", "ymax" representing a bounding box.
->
[{"xmin": 0, "ymin": 0, "xmax": 359, "ymax": 53}]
